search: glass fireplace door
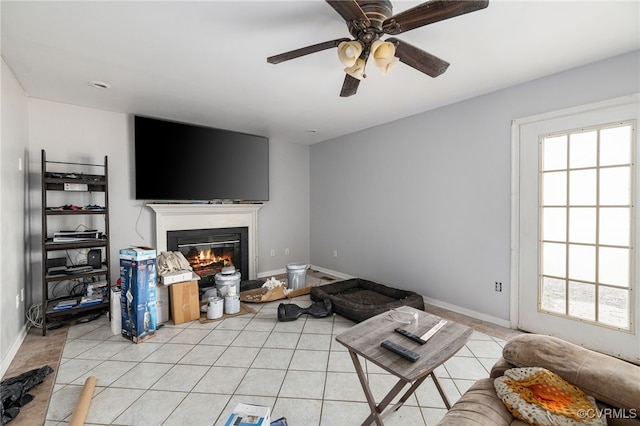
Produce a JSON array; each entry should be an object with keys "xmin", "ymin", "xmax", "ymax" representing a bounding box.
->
[{"xmin": 167, "ymin": 227, "xmax": 249, "ymax": 286}]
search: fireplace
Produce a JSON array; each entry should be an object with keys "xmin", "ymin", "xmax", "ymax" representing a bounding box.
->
[
  {"xmin": 148, "ymin": 203, "xmax": 263, "ymax": 281},
  {"xmin": 167, "ymin": 227, "xmax": 249, "ymax": 287}
]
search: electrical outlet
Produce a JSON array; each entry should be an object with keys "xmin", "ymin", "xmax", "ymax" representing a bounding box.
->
[
  {"xmin": 16, "ymin": 294, "xmax": 20, "ymax": 309},
  {"xmin": 270, "ymin": 249, "xmax": 275, "ymax": 257},
  {"xmin": 20, "ymin": 288, "xmax": 24, "ymax": 302},
  {"xmin": 495, "ymin": 282, "xmax": 502, "ymax": 292},
  {"xmin": 285, "ymin": 248, "xmax": 290, "ymax": 256},
  {"xmin": 333, "ymin": 250, "xmax": 338, "ymax": 258}
]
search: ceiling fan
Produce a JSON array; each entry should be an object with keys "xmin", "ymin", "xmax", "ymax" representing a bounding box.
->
[{"xmin": 267, "ymin": 0, "xmax": 489, "ymax": 97}]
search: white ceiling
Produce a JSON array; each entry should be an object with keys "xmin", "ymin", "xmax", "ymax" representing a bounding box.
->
[{"xmin": 2, "ymin": 1, "xmax": 638, "ymax": 145}]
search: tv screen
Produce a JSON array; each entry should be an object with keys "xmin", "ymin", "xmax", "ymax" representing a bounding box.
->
[{"xmin": 134, "ymin": 116, "xmax": 269, "ymax": 201}]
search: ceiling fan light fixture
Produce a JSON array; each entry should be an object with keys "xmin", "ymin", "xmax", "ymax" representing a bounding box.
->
[
  {"xmin": 371, "ymin": 40, "xmax": 399, "ymax": 76},
  {"xmin": 344, "ymin": 57, "xmax": 366, "ymax": 80},
  {"xmin": 337, "ymin": 41, "xmax": 363, "ymax": 67},
  {"xmin": 267, "ymin": 0, "xmax": 490, "ymax": 97}
]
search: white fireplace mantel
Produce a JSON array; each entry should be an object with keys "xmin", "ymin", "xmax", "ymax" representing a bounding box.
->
[{"xmin": 148, "ymin": 203, "xmax": 263, "ymax": 279}]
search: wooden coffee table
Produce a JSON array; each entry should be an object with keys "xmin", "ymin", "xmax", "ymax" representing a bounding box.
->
[{"xmin": 335, "ymin": 306, "xmax": 473, "ymax": 426}]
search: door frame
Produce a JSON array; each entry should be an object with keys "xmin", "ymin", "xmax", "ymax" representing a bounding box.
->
[{"xmin": 510, "ymin": 94, "xmax": 639, "ymax": 360}]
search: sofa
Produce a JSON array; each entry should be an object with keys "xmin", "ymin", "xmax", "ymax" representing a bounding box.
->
[{"xmin": 437, "ymin": 334, "xmax": 640, "ymax": 425}]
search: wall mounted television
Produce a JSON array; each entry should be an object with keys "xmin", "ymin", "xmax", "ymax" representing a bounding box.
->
[{"xmin": 134, "ymin": 115, "xmax": 269, "ymax": 201}]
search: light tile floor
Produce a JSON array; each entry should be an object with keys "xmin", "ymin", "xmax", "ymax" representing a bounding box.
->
[{"xmin": 45, "ymin": 282, "xmax": 509, "ymax": 425}]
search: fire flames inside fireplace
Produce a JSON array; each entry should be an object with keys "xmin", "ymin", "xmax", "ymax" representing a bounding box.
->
[
  {"xmin": 184, "ymin": 245, "xmax": 234, "ymax": 279},
  {"xmin": 167, "ymin": 227, "xmax": 249, "ymax": 287}
]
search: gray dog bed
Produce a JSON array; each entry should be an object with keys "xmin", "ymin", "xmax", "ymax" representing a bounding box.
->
[{"xmin": 310, "ymin": 278, "xmax": 425, "ymax": 323}]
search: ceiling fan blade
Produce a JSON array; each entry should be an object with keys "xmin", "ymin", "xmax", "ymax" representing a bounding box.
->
[
  {"xmin": 267, "ymin": 38, "xmax": 350, "ymax": 64},
  {"xmin": 387, "ymin": 37, "xmax": 449, "ymax": 78},
  {"xmin": 340, "ymin": 74, "xmax": 361, "ymax": 97},
  {"xmin": 326, "ymin": 0, "xmax": 370, "ymax": 25},
  {"xmin": 383, "ymin": 0, "xmax": 489, "ymax": 35}
]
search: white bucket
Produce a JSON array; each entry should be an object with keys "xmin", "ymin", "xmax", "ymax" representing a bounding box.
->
[
  {"xmin": 224, "ymin": 285, "xmax": 240, "ymax": 314},
  {"xmin": 206, "ymin": 296, "xmax": 223, "ymax": 319}
]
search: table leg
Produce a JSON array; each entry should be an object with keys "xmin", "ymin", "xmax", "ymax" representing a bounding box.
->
[
  {"xmin": 348, "ymin": 351, "xmax": 430, "ymax": 426},
  {"xmin": 347, "ymin": 350, "xmax": 385, "ymax": 426},
  {"xmin": 393, "ymin": 374, "xmax": 429, "ymax": 408},
  {"xmin": 430, "ymin": 372, "xmax": 451, "ymax": 409}
]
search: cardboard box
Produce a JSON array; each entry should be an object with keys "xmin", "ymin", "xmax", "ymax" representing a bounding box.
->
[
  {"xmin": 119, "ymin": 246, "xmax": 156, "ymax": 262},
  {"xmin": 240, "ymin": 285, "xmax": 312, "ymax": 303},
  {"xmin": 120, "ymin": 246, "xmax": 157, "ymax": 343},
  {"xmin": 224, "ymin": 403, "xmax": 270, "ymax": 426},
  {"xmin": 169, "ymin": 280, "xmax": 200, "ymax": 325}
]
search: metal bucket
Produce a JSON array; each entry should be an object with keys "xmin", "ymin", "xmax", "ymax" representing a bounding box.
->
[
  {"xmin": 286, "ymin": 262, "xmax": 307, "ymax": 290},
  {"xmin": 214, "ymin": 269, "xmax": 240, "ymax": 297}
]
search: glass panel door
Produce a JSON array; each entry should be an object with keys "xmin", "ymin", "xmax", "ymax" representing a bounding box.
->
[{"xmin": 514, "ymin": 96, "xmax": 639, "ymax": 363}]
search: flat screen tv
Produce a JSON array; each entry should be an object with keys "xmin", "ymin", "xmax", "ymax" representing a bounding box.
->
[{"xmin": 134, "ymin": 115, "xmax": 269, "ymax": 201}]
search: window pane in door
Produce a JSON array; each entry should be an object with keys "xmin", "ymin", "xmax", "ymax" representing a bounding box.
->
[
  {"xmin": 542, "ymin": 242, "xmax": 566, "ymax": 277},
  {"xmin": 599, "ymin": 207, "xmax": 630, "ymax": 246},
  {"xmin": 600, "ymin": 125, "xmax": 631, "ymax": 166},
  {"xmin": 568, "ymin": 281, "xmax": 595, "ymax": 321},
  {"xmin": 568, "ymin": 208, "xmax": 595, "ymax": 244},
  {"xmin": 542, "ymin": 135, "xmax": 567, "ymax": 170},
  {"xmin": 568, "ymin": 244, "xmax": 595, "ymax": 282},
  {"xmin": 599, "ymin": 286, "xmax": 630, "ymax": 328},
  {"xmin": 600, "ymin": 167, "xmax": 630, "ymax": 205},
  {"xmin": 599, "ymin": 247, "xmax": 630, "ymax": 287},
  {"xmin": 542, "ymin": 207, "xmax": 566, "ymax": 242},
  {"xmin": 569, "ymin": 169, "xmax": 597, "ymax": 205},
  {"xmin": 541, "ymin": 277, "xmax": 566, "ymax": 314},
  {"xmin": 543, "ymin": 172, "xmax": 566, "ymax": 205},
  {"xmin": 569, "ymin": 130, "xmax": 597, "ymax": 169}
]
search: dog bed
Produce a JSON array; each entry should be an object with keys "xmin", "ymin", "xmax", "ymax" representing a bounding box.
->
[{"xmin": 310, "ymin": 278, "xmax": 424, "ymax": 323}]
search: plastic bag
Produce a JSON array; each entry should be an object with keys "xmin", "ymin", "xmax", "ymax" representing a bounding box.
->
[{"xmin": 1, "ymin": 365, "xmax": 53, "ymax": 424}]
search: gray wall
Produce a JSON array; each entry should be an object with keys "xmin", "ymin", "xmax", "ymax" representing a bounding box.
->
[
  {"xmin": 257, "ymin": 139, "xmax": 310, "ymax": 273},
  {"xmin": 309, "ymin": 50, "xmax": 640, "ymax": 322},
  {"xmin": 1, "ymin": 59, "xmax": 30, "ymax": 374}
]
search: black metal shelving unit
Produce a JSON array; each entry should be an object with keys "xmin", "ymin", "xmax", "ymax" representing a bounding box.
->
[{"xmin": 40, "ymin": 149, "xmax": 111, "ymax": 335}]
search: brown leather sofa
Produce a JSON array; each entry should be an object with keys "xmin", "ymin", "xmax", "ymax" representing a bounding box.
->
[{"xmin": 436, "ymin": 334, "xmax": 640, "ymax": 426}]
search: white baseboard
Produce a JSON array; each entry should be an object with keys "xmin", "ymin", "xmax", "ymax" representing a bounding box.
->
[
  {"xmin": 1, "ymin": 324, "xmax": 29, "ymax": 378},
  {"xmin": 422, "ymin": 295, "xmax": 512, "ymax": 329},
  {"xmin": 307, "ymin": 265, "xmax": 354, "ymax": 281},
  {"xmin": 257, "ymin": 265, "xmax": 353, "ymax": 281},
  {"xmin": 257, "ymin": 268, "xmax": 286, "ymax": 279}
]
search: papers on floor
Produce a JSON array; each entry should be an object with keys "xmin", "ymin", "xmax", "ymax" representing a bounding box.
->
[{"xmin": 224, "ymin": 403, "xmax": 270, "ymax": 426}]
